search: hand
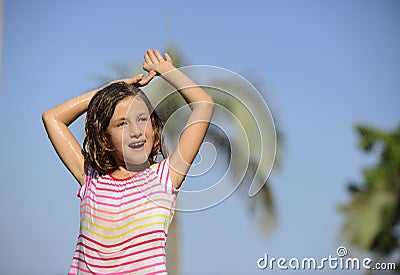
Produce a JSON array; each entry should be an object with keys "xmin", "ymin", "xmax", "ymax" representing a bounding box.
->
[
  {"xmin": 143, "ymin": 49, "xmax": 175, "ymax": 75},
  {"xmin": 110, "ymin": 71, "xmax": 156, "ymax": 87}
]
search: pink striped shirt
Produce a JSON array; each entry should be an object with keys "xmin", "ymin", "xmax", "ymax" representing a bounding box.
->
[{"xmin": 68, "ymin": 159, "xmax": 178, "ymax": 275}]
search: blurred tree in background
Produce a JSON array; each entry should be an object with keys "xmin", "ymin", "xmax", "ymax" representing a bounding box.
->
[{"xmin": 341, "ymin": 124, "xmax": 400, "ymax": 273}]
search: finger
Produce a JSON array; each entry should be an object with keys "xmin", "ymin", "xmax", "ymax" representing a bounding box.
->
[
  {"xmin": 144, "ymin": 71, "xmax": 156, "ymax": 82},
  {"xmin": 131, "ymin": 73, "xmax": 144, "ymax": 82},
  {"xmin": 144, "ymin": 53, "xmax": 153, "ymax": 65},
  {"xmin": 164, "ymin": 53, "xmax": 173, "ymax": 63},
  {"xmin": 154, "ymin": 49, "xmax": 164, "ymax": 61},
  {"xmin": 147, "ymin": 49, "xmax": 159, "ymax": 63},
  {"xmin": 138, "ymin": 71, "xmax": 156, "ymax": 86}
]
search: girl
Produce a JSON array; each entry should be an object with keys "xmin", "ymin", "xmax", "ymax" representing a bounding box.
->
[{"xmin": 42, "ymin": 49, "xmax": 214, "ymax": 274}]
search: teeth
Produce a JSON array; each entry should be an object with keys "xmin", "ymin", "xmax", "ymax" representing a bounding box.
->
[{"xmin": 129, "ymin": 142, "xmax": 144, "ymax": 148}]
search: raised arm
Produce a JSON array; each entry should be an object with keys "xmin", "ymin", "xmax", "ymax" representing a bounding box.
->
[
  {"xmin": 143, "ymin": 49, "xmax": 215, "ymax": 188},
  {"xmin": 42, "ymin": 73, "xmax": 155, "ymax": 186},
  {"xmin": 42, "ymin": 89, "xmax": 95, "ymax": 185}
]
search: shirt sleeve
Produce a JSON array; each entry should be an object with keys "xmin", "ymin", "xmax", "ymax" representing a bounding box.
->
[
  {"xmin": 77, "ymin": 166, "xmax": 95, "ymax": 199},
  {"xmin": 154, "ymin": 158, "xmax": 180, "ymax": 195},
  {"xmin": 77, "ymin": 184, "xmax": 86, "ymax": 199}
]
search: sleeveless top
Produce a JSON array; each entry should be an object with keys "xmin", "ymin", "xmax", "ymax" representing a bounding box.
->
[{"xmin": 68, "ymin": 159, "xmax": 178, "ymax": 275}]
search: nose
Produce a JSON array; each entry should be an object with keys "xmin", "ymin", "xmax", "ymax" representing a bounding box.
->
[{"xmin": 129, "ymin": 121, "xmax": 143, "ymax": 138}]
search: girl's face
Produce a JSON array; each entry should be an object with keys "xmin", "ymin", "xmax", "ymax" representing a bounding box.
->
[{"xmin": 107, "ymin": 96, "xmax": 154, "ymax": 166}]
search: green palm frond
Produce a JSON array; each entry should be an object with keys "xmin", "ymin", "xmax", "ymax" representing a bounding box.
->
[{"xmin": 341, "ymin": 123, "xmax": 400, "ymax": 271}]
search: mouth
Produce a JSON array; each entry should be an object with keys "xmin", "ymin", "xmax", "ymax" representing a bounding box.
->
[{"xmin": 128, "ymin": 141, "xmax": 146, "ymax": 150}]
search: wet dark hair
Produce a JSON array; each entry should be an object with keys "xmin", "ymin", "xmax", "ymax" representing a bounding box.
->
[{"xmin": 83, "ymin": 82, "xmax": 167, "ymax": 175}]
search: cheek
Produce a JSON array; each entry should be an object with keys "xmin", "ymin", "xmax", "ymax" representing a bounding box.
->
[
  {"xmin": 145, "ymin": 123, "xmax": 154, "ymax": 143},
  {"xmin": 109, "ymin": 130, "xmax": 124, "ymax": 149},
  {"xmin": 145, "ymin": 123, "xmax": 154, "ymax": 141}
]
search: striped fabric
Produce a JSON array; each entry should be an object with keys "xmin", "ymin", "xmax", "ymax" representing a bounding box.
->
[{"xmin": 68, "ymin": 159, "xmax": 178, "ymax": 275}]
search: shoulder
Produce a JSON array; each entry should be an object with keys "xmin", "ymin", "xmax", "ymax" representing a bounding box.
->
[
  {"xmin": 150, "ymin": 159, "xmax": 169, "ymax": 184},
  {"xmin": 85, "ymin": 165, "xmax": 101, "ymax": 180},
  {"xmin": 151, "ymin": 159, "xmax": 180, "ymax": 194},
  {"xmin": 77, "ymin": 165, "xmax": 101, "ymax": 198}
]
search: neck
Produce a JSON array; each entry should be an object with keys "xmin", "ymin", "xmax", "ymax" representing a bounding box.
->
[
  {"xmin": 111, "ymin": 161, "xmax": 150, "ymax": 179},
  {"xmin": 126, "ymin": 161, "xmax": 150, "ymax": 172}
]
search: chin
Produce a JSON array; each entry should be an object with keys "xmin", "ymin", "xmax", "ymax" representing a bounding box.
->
[{"xmin": 124, "ymin": 156, "xmax": 150, "ymax": 166}]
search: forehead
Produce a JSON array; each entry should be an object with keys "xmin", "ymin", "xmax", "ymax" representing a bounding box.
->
[{"xmin": 113, "ymin": 96, "xmax": 150, "ymax": 118}]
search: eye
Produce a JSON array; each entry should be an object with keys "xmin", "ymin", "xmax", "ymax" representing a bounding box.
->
[
  {"xmin": 138, "ymin": 116, "xmax": 149, "ymax": 122},
  {"xmin": 117, "ymin": 121, "xmax": 128, "ymax": 127}
]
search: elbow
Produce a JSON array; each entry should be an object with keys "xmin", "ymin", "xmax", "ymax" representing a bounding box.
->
[
  {"xmin": 194, "ymin": 97, "xmax": 214, "ymax": 117},
  {"xmin": 208, "ymin": 97, "xmax": 215, "ymax": 113},
  {"xmin": 189, "ymin": 94, "xmax": 215, "ymax": 114},
  {"xmin": 42, "ymin": 109, "xmax": 50, "ymax": 124},
  {"xmin": 42, "ymin": 109, "xmax": 56, "ymax": 126},
  {"xmin": 197, "ymin": 97, "xmax": 214, "ymax": 113},
  {"xmin": 204, "ymin": 95, "xmax": 215, "ymax": 110},
  {"xmin": 208, "ymin": 99, "xmax": 215, "ymax": 114},
  {"xmin": 207, "ymin": 95, "xmax": 215, "ymax": 106}
]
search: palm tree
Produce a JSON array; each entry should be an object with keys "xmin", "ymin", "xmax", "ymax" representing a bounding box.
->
[
  {"xmin": 341, "ymin": 124, "xmax": 400, "ymax": 273},
  {"xmin": 95, "ymin": 45, "xmax": 283, "ymax": 274}
]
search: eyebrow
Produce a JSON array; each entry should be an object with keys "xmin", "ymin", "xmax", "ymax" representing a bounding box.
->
[
  {"xmin": 113, "ymin": 112, "xmax": 149, "ymax": 121},
  {"xmin": 113, "ymin": 117, "xmax": 127, "ymax": 122}
]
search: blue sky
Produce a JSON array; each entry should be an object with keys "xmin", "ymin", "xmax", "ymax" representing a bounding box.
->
[{"xmin": 1, "ymin": 0, "xmax": 399, "ymax": 274}]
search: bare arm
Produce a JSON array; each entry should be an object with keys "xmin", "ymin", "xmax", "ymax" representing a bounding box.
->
[
  {"xmin": 42, "ymin": 73, "xmax": 155, "ymax": 186},
  {"xmin": 143, "ymin": 49, "xmax": 215, "ymax": 188}
]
